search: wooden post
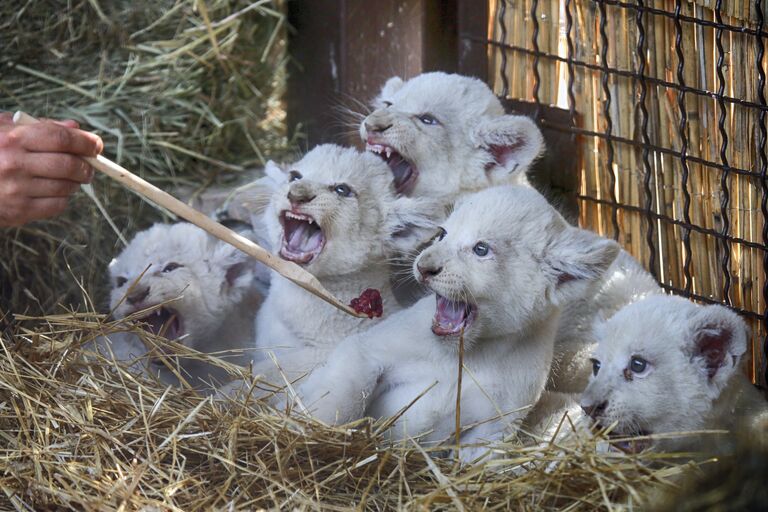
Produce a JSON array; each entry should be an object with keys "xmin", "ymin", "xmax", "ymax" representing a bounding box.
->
[
  {"xmin": 457, "ymin": 0, "xmax": 488, "ymax": 81},
  {"xmin": 285, "ymin": 0, "xmax": 344, "ymax": 146},
  {"xmin": 286, "ymin": 0, "xmax": 460, "ymax": 148}
]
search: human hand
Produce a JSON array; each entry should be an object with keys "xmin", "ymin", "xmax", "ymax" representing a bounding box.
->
[{"xmin": 0, "ymin": 112, "xmax": 104, "ymax": 227}]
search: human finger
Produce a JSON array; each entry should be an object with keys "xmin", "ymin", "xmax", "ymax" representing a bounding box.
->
[
  {"xmin": 0, "ymin": 113, "xmax": 78, "ymax": 131},
  {"xmin": 0, "ymin": 122, "xmax": 103, "ymax": 157},
  {"xmin": 52, "ymin": 119, "xmax": 80, "ymax": 129},
  {"xmin": 1, "ymin": 113, "xmax": 80, "ymax": 129},
  {"xmin": 24, "ymin": 197, "xmax": 70, "ymax": 222},
  {"xmin": 27, "ymin": 178, "xmax": 81, "ymax": 198},
  {"xmin": 13, "ymin": 152, "xmax": 94, "ymax": 183}
]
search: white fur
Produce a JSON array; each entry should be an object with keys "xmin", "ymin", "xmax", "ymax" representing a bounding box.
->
[
  {"xmin": 363, "ymin": 72, "xmax": 660, "ymax": 386},
  {"xmin": 251, "ymin": 145, "xmax": 439, "ymax": 385},
  {"xmin": 520, "ymin": 391, "xmax": 585, "ymax": 441},
  {"xmin": 93, "ymin": 223, "xmax": 262, "ymax": 386},
  {"xmin": 581, "ymin": 295, "xmax": 768, "ymax": 452},
  {"xmin": 361, "ymin": 72, "xmax": 544, "ymax": 207},
  {"xmin": 225, "ymin": 160, "xmax": 287, "ymax": 253},
  {"xmin": 297, "ymin": 186, "xmax": 619, "ymax": 463},
  {"xmin": 548, "ymin": 250, "xmax": 661, "ymax": 393}
]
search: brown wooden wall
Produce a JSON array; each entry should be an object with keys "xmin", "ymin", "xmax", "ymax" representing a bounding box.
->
[{"xmin": 286, "ymin": 0, "xmax": 465, "ymax": 147}]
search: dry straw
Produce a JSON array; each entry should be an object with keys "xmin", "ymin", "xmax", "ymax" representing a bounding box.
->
[{"xmin": 0, "ymin": 307, "xmax": 698, "ymax": 510}]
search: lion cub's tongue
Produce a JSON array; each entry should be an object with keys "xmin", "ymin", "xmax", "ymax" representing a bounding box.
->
[
  {"xmin": 286, "ymin": 222, "xmax": 322, "ymax": 252},
  {"xmin": 434, "ymin": 296, "xmax": 468, "ymax": 330},
  {"xmin": 390, "ymin": 155, "xmax": 410, "ymax": 179}
]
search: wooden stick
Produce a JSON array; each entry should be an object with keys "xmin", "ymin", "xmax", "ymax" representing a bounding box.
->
[
  {"xmin": 12, "ymin": 111, "xmax": 364, "ymax": 318},
  {"xmin": 455, "ymin": 327, "xmax": 465, "ymax": 452}
]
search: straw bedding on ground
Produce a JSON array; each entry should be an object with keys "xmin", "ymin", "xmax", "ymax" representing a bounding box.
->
[
  {"xmin": 0, "ymin": 312, "xmax": 693, "ymax": 511},
  {"xmin": 0, "ymin": 1, "xmax": 714, "ymax": 510}
]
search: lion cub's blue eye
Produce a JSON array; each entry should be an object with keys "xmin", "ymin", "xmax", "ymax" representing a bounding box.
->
[
  {"xmin": 473, "ymin": 242, "xmax": 490, "ymax": 257},
  {"xmin": 163, "ymin": 262, "xmax": 182, "ymax": 273},
  {"xmin": 590, "ymin": 358, "xmax": 601, "ymax": 376},
  {"xmin": 629, "ymin": 356, "xmax": 648, "ymax": 373},
  {"xmin": 289, "ymin": 171, "xmax": 302, "ymax": 182},
  {"xmin": 418, "ymin": 114, "xmax": 439, "ymax": 125},
  {"xmin": 333, "ymin": 183, "xmax": 353, "ymax": 197}
]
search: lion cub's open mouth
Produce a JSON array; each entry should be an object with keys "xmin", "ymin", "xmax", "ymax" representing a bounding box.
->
[
  {"xmin": 366, "ymin": 143, "xmax": 419, "ymax": 194},
  {"xmin": 599, "ymin": 425, "xmax": 653, "ymax": 454},
  {"xmin": 136, "ymin": 307, "xmax": 182, "ymax": 340},
  {"xmin": 280, "ymin": 211, "xmax": 326, "ymax": 264},
  {"xmin": 432, "ymin": 295, "xmax": 477, "ymax": 336}
]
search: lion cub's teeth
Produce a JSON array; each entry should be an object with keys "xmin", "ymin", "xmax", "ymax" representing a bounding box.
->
[
  {"xmin": 385, "ymin": 147, "xmax": 392, "ymax": 158},
  {"xmin": 367, "ymin": 143, "xmax": 388, "ymax": 155}
]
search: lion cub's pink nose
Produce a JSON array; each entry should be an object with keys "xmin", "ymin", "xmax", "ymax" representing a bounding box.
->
[
  {"xmin": 581, "ymin": 400, "xmax": 608, "ymax": 420},
  {"xmin": 365, "ymin": 121, "xmax": 392, "ymax": 134},
  {"xmin": 417, "ymin": 264, "xmax": 442, "ymax": 281},
  {"xmin": 127, "ymin": 286, "xmax": 150, "ymax": 306},
  {"xmin": 287, "ymin": 190, "xmax": 315, "ymax": 205}
]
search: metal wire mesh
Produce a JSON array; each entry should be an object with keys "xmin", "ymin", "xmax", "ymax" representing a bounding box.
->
[{"xmin": 484, "ymin": 0, "xmax": 768, "ymax": 386}]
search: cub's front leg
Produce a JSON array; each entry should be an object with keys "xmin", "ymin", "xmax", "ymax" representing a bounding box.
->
[
  {"xmin": 454, "ymin": 425, "xmax": 507, "ymax": 465},
  {"xmin": 297, "ymin": 336, "xmax": 383, "ymax": 424},
  {"xmin": 298, "ymin": 299, "xmax": 433, "ymax": 423}
]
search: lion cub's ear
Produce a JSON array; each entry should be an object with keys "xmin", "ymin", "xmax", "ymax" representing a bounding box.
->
[
  {"xmin": 263, "ymin": 160, "xmax": 287, "ymax": 182},
  {"xmin": 223, "ymin": 160, "xmax": 287, "ymax": 255},
  {"xmin": 470, "ymin": 114, "xmax": 545, "ymax": 180},
  {"xmin": 543, "ymin": 226, "xmax": 619, "ymax": 305},
  {"xmin": 685, "ymin": 305, "xmax": 748, "ymax": 394},
  {"xmin": 236, "ymin": 160, "xmax": 287, "ymax": 215},
  {"xmin": 373, "ymin": 76, "xmax": 405, "ymax": 108},
  {"xmin": 383, "ymin": 196, "xmax": 442, "ymax": 254},
  {"xmin": 208, "ymin": 234, "xmax": 261, "ymax": 296}
]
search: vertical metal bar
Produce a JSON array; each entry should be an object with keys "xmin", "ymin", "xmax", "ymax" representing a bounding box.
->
[
  {"xmin": 565, "ymin": 0, "xmax": 577, "ymax": 134},
  {"xmin": 715, "ymin": 0, "xmax": 732, "ymax": 307},
  {"xmin": 754, "ymin": 0, "xmax": 768, "ymax": 388},
  {"xmin": 498, "ymin": 0, "xmax": 510, "ymax": 98},
  {"xmin": 599, "ymin": 1, "xmax": 619, "ymax": 240},
  {"xmin": 635, "ymin": 0, "xmax": 657, "ymax": 279},
  {"xmin": 530, "ymin": 0, "xmax": 541, "ymax": 111},
  {"xmin": 674, "ymin": 0, "xmax": 693, "ymax": 295}
]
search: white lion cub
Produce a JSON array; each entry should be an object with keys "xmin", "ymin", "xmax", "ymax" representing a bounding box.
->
[
  {"xmin": 361, "ymin": 72, "xmax": 661, "ymax": 391},
  {"xmin": 250, "ymin": 144, "xmax": 438, "ymax": 385},
  {"xmin": 297, "ymin": 185, "xmax": 619, "ymax": 463},
  {"xmin": 580, "ymin": 295, "xmax": 768, "ymax": 453},
  {"xmin": 362, "ymin": 72, "xmax": 544, "ymax": 205},
  {"xmin": 95, "ymin": 223, "xmax": 263, "ymax": 386}
]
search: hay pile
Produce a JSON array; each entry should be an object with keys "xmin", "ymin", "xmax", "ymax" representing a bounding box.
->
[
  {"xmin": 0, "ymin": 312, "xmax": 694, "ymax": 510},
  {"xmin": 0, "ymin": 0, "xmax": 291, "ymax": 316}
]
